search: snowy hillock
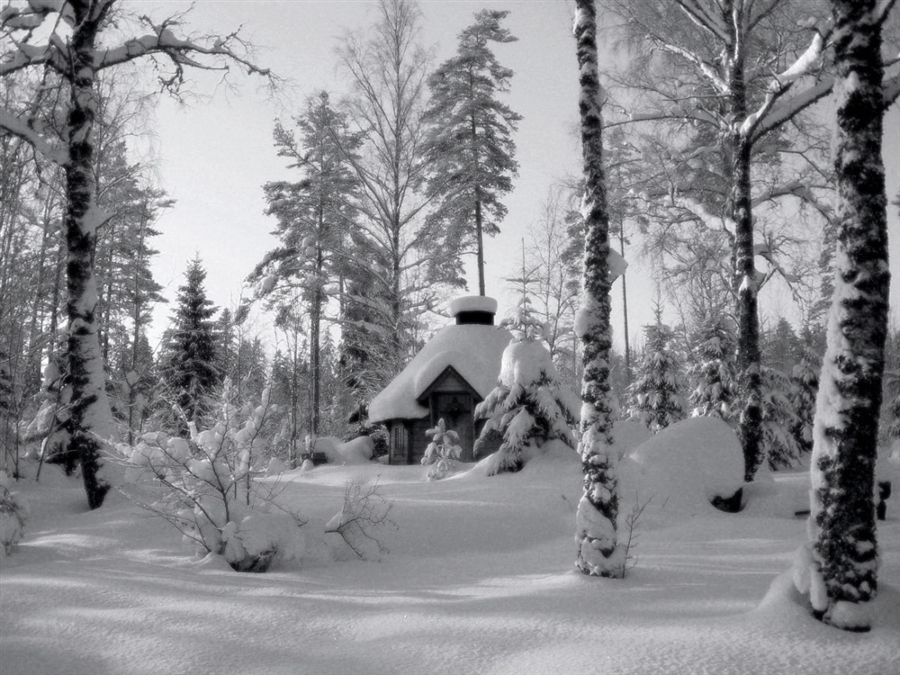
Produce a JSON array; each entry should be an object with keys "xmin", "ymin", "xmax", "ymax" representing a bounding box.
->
[
  {"xmin": 1, "ymin": 440, "xmax": 898, "ymax": 674},
  {"xmin": 315, "ymin": 436, "xmax": 375, "ymax": 464},
  {"xmin": 618, "ymin": 416, "xmax": 744, "ymax": 517}
]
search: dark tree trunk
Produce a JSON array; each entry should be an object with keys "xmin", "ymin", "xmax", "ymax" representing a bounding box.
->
[
  {"xmin": 64, "ymin": 1, "xmax": 116, "ymax": 509},
  {"xmin": 803, "ymin": 0, "xmax": 890, "ymax": 631}
]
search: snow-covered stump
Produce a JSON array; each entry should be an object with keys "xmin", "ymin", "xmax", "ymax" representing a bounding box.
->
[
  {"xmin": 796, "ymin": 0, "xmax": 892, "ymax": 632},
  {"xmin": 572, "ymin": 0, "xmax": 624, "ymax": 579}
]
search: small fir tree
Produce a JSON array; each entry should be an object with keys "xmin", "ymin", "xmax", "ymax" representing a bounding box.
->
[
  {"xmin": 627, "ymin": 318, "xmax": 686, "ymax": 433},
  {"xmin": 760, "ymin": 366, "xmax": 803, "ymax": 470},
  {"xmin": 158, "ymin": 257, "xmax": 221, "ymax": 437},
  {"xmin": 474, "ymin": 297, "xmax": 579, "ymax": 475},
  {"xmin": 688, "ymin": 318, "xmax": 738, "ymax": 421},
  {"xmin": 421, "ymin": 419, "xmax": 462, "ymax": 481}
]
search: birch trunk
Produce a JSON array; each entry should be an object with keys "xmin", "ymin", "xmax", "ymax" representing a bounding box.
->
[
  {"xmin": 573, "ymin": 0, "xmax": 623, "ymax": 579},
  {"xmin": 64, "ymin": 1, "xmax": 117, "ymax": 509},
  {"xmin": 802, "ymin": 0, "xmax": 891, "ymax": 631}
]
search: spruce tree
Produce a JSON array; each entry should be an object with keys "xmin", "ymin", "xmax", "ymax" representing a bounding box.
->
[
  {"xmin": 627, "ymin": 318, "xmax": 685, "ymax": 433},
  {"xmin": 422, "ymin": 10, "xmax": 521, "ymax": 296},
  {"xmin": 474, "ymin": 298, "xmax": 579, "ymax": 475},
  {"xmin": 158, "ymin": 257, "xmax": 221, "ymax": 437},
  {"xmin": 689, "ymin": 318, "xmax": 737, "ymax": 421},
  {"xmin": 760, "ymin": 366, "xmax": 802, "ymax": 470}
]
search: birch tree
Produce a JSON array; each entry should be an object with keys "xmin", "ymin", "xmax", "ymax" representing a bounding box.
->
[
  {"xmin": 0, "ymin": 0, "xmax": 271, "ymax": 508},
  {"xmin": 794, "ymin": 0, "xmax": 896, "ymax": 632},
  {"xmin": 597, "ymin": 0, "xmax": 852, "ymax": 480},
  {"xmin": 573, "ymin": 0, "xmax": 626, "ymax": 579},
  {"xmin": 336, "ymin": 0, "xmax": 446, "ymax": 384}
]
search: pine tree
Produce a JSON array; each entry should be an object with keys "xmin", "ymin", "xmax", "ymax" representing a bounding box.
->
[
  {"xmin": 422, "ymin": 10, "xmax": 522, "ymax": 296},
  {"xmin": 796, "ymin": 0, "xmax": 893, "ymax": 631},
  {"xmin": 252, "ymin": 91, "xmax": 360, "ymax": 436},
  {"xmin": 689, "ymin": 318, "xmax": 737, "ymax": 421},
  {"xmin": 158, "ymin": 257, "xmax": 221, "ymax": 437},
  {"xmin": 474, "ymin": 298, "xmax": 579, "ymax": 475},
  {"xmin": 627, "ymin": 318, "xmax": 686, "ymax": 433}
]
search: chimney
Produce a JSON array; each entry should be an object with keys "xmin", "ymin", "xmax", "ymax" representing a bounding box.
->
[{"xmin": 449, "ymin": 296, "xmax": 497, "ymax": 326}]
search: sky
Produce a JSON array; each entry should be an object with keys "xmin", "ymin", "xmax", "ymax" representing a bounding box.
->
[{"xmin": 134, "ymin": 0, "xmax": 900, "ymax": 352}]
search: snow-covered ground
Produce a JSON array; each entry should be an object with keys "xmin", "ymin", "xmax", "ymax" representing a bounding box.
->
[{"xmin": 2, "ymin": 426, "xmax": 898, "ymax": 675}]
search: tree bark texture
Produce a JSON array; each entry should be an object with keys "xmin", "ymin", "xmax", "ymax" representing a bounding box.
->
[
  {"xmin": 573, "ymin": 0, "xmax": 622, "ymax": 579},
  {"xmin": 65, "ymin": 0, "xmax": 116, "ymax": 509},
  {"xmin": 805, "ymin": 0, "xmax": 891, "ymax": 630}
]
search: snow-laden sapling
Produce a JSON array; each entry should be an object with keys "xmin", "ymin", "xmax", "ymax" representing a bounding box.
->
[
  {"xmin": 325, "ymin": 479, "xmax": 396, "ymax": 560},
  {"xmin": 126, "ymin": 380, "xmax": 305, "ymax": 572},
  {"xmin": 626, "ymin": 317, "xmax": 686, "ymax": 433},
  {"xmin": 474, "ymin": 299, "xmax": 580, "ymax": 475},
  {"xmin": 0, "ymin": 471, "xmax": 28, "ymax": 555},
  {"xmin": 421, "ymin": 418, "xmax": 462, "ymax": 481}
]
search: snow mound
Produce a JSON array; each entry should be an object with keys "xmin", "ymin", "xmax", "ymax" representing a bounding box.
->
[
  {"xmin": 315, "ymin": 436, "xmax": 375, "ymax": 464},
  {"xmin": 618, "ymin": 417, "xmax": 744, "ymax": 515},
  {"xmin": 610, "ymin": 419, "xmax": 654, "ymax": 460}
]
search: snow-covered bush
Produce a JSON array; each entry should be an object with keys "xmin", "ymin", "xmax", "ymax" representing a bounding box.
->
[
  {"xmin": 126, "ymin": 381, "xmax": 305, "ymax": 572},
  {"xmin": 325, "ymin": 479, "xmax": 396, "ymax": 560},
  {"xmin": 0, "ymin": 471, "xmax": 29, "ymax": 555},
  {"xmin": 474, "ymin": 301, "xmax": 580, "ymax": 475},
  {"xmin": 626, "ymin": 320, "xmax": 686, "ymax": 433},
  {"xmin": 421, "ymin": 418, "xmax": 462, "ymax": 481}
]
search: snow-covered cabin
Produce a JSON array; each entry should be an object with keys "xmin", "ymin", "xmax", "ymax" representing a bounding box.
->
[{"xmin": 368, "ymin": 296, "xmax": 512, "ymax": 464}]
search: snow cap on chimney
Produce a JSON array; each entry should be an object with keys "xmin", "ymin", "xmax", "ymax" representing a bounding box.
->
[{"xmin": 449, "ymin": 296, "xmax": 497, "ymax": 325}]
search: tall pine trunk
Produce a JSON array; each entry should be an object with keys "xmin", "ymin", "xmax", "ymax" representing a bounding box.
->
[
  {"xmin": 573, "ymin": 0, "xmax": 623, "ymax": 579},
  {"xmin": 64, "ymin": 1, "xmax": 117, "ymax": 509},
  {"xmin": 801, "ymin": 0, "xmax": 891, "ymax": 631}
]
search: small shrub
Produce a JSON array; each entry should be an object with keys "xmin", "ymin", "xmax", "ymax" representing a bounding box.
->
[
  {"xmin": 325, "ymin": 479, "xmax": 396, "ymax": 560},
  {"xmin": 125, "ymin": 381, "xmax": 306, "ymax": 572},
  {"xmin": 0, "ymin": 471, "xmax": 28, "ymax": 555},
  {"xmin": 421, "ymin": 419, "xmax": 461, "ymax": 481}
]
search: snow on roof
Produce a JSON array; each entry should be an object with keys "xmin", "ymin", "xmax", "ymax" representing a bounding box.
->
[{"xmin": 368, "ymin": 323, "xmax": 512, "ymax": 423}]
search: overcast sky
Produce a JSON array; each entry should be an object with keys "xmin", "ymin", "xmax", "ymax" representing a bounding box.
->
[{"xmin": 135, "ymin": 0, "xmax": 900, "ymax": 352}]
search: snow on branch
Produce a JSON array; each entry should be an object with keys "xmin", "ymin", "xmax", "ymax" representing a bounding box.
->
[
  {"xmin": 750, "ymin": 77, "xmax": 833, "ymax": 143},
  {"xmin": 872, "ymin": 0, "xmax": 899, "ymax": 26},
  {"xmin": 93, "ymin": 15, "xmax": 272, "ymax": 88},
  {"xmin": 751, "ymin": 180, "xmax": 834, "ymax": 221},
  {"xmin": 658, "ymin": 42, "xmax": 728, "ymax": 93},
  {"xmin": 742, "ymin": 24, "xmax": 832, "ymax": 140},
  {"xmin": 0, "ymin": 108, "xmax": 68, "ymax": 165}
]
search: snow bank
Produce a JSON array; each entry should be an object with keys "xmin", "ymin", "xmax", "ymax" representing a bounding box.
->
[
  {"xmin": 315, "ymin": 436, "xmax": 375, "ymax": 464},
  {"xmin": 618, "ymin": 417, "xmax": 744, "ymax": 516}
]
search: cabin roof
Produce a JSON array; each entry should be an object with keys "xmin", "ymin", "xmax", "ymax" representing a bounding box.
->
[{"xmin": 368, "ymin": 323, "xmax": 512, "ymax": 423}]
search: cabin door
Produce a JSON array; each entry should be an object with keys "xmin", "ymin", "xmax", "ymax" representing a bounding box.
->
[{"xmin": 433, "ymin": 393, "xmax": 475, "ymax": 462}]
